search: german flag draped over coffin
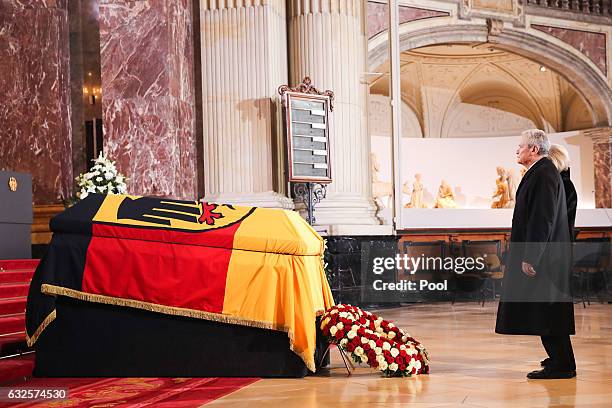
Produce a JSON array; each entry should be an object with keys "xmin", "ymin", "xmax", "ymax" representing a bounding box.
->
[{"xmin": 26, "ymin": 194, "xmax": 335, "ymax": 371}]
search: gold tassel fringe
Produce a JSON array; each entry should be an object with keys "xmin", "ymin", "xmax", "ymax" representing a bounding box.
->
[{"xmin": 26, "ymin": 309, "xmax": 56, "ymax": 347}]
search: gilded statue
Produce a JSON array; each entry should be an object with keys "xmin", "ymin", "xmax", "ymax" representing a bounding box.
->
[
  {"xmin": 491, "ymin": 166, "xmax": 516, "ymax": 208},
  {"xmin": 433, "ymin": 180, "xmax": 457, "ymax": 208}
]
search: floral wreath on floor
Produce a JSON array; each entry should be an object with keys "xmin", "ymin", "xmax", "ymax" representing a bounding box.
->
[{"xmin": 320, "ymin": 304, "xmax": 430, "ymax": 377}]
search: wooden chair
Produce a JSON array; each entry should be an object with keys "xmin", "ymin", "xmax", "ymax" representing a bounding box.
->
[{"xmin": 457, "ymin": 240, "xmax": 503, "ymax": 306}]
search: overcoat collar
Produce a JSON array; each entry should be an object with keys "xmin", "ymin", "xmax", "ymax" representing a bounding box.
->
[{"xmin": 515, "ymin": 157, "xmax": 548, "ymax": 195}]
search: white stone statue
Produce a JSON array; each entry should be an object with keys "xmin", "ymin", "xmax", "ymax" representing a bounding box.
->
[
  {"xmin": 404, "ymin": 173, "xmax": 425, "ymax": 208},
  {"xmin": 371, "ymin": 153, "xmax": 393, "ymax": 208}
]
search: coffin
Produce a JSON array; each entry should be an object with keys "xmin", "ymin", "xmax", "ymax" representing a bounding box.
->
[{"xmin": 26, "ymin": 194, "xmax": 334, "ymax": 377}]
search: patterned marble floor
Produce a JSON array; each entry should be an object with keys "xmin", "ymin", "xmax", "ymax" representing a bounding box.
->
[{"xmin": 208, "ymin": 302, "xmax": 612, "ymax": 408}]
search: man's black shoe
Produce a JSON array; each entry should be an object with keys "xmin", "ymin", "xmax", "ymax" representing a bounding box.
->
[
  {"xmin": 527, "ymin": 368, "xmax": 576, "ymax": 379},
  {"xmin": 540, "ymin": 358, "xmax": 550, "ymax": 367}
]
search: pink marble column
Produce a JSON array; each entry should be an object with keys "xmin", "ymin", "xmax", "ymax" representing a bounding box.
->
[
  {"xmin": 583, "ymin": 127, "xmax": 612, "ymax": 208},
  {"xmin": 0, "ymin": 0, "xmax": 72, "ymax": 204},
  {"xmin": 99, "ymin": 0, "xmax": 197, "ymax": 199}
]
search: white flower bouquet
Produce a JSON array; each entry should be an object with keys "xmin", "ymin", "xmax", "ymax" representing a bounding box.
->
[{"xmin": 75, "ymin": 152, "xmax": 127, "ymax": 200}]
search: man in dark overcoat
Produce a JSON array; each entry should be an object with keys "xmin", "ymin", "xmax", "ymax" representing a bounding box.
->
[{"xmin": 495, "ymin": 129, "xmax": 575, "ymax": 379}]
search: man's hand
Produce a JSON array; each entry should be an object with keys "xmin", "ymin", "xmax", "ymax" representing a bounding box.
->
[{"xmin": 522, "ymin": 261, "xmax": 536, "ymax": 278}]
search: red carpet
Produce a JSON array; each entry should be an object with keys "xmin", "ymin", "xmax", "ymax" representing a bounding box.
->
[
  {"xmin": 0, "ymin": 261, "xmax": 259, "ymax": 406},
  {"xmin": 0, "ymin": 259, "xmax": 37, "ymax": 357},
  {"xmin": 0, "ymin": 376, "xmax": 259, "ymax": 407}
]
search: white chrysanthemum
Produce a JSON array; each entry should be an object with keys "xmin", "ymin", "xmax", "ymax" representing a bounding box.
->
[
  {"xmin": 390, "ymin": 348, "xmax": 399, "ymax": 358},
  {"xmin": 389, "ymin": 363, "xmax": 398, "ymax": 372}
]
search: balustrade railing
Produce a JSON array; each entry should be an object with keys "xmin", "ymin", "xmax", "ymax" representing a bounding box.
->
[{"xmin": 526, "ymin": 0, "xmax": 611, "ymax": 16}]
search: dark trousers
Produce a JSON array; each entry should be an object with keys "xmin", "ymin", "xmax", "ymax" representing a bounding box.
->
[{"xmin": 541, "ymin": 335, "xmax": 576, "ymax": 371}]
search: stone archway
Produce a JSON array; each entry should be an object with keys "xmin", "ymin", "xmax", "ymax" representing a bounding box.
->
[{"xmin": 368, "ymin": 23, "xmax": 612, "ymax": 127}]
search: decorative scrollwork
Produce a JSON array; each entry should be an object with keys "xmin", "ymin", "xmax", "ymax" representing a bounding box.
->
[
  {"xmin": 278, "ymin": 76, "xmax": 335, "ymax": 111},
  {"xmin": 292, "ymin": 182, "xmax": 328, "ymax": 225}
]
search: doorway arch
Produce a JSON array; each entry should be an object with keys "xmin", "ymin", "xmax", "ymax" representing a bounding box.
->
[{"xmin": 368, "ymin": 23, "xmax": 612, "ymax": 127}]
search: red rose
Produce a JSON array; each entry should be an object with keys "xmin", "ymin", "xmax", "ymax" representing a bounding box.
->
[
  {"xmin": 400, "ymin": 350, "xmax": 407, "ymax": 357},
  {"xmin": 412, "ymin": 367, "xmax": 417, "ymax": 375},
  {"xmin": 335, "ymin": 330, "xmax": 344, "ymax": 340},
  {"xmin": 383, "ymin": 350, "xmax": 391, "ymax": 359},
  {"xmin": 385, "ymin": 355, "xmax": 394, "ymax": 364},
  {"xmin": 351, "ymin": 337, "xmax": 360, "ymax": 346},
  {"xmin": 399, "ymin": 364, "xmax": 406, "ymax": 371},
  {"xmin": 347, "ymin": 343, "xmax": 355, "ymax": 352},
  {"xmin": 376, "ymin": 339, "xmax": 383, "ymax": 347},
  {"xmin": 357, "ymin": 328, "xmax": 366, "ymax": 336},
  {"xmin": 368, "ymin": 350, "xmax": 376, "ymax": 361},
  {"xmin": 395, "ymin": 356, "xmax": 403, "ymax": 364},
  {"xmin": 363, "ymin": 343, "xmax": 371, "ymax": 351}
]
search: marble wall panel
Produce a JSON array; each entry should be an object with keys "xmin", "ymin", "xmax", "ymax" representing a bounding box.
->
[
  {"xmin": 0, "ymin": 1, "xmax": 72, "ymax": 204},
  {"xmin": 532, "ymin": 24, "xmax": 607, "ymax": 75},
  {"xmin": 593, "ymin": 138, "xmax": 612, "ymax": 208},
  {"xmin": 367, "ymin": 1, "xmax": 449, "ymax": 39},
  {"xmin": 99, "ymin": 0, "xmax": 197, "ymax": 199}
]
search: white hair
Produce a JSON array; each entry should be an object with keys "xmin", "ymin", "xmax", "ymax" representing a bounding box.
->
[
  {"xmin": 548, "ymin": 144, "xmax": 570, "ymax": 172},
  {"xmin": 521, "ymin": 129, "xmax": 550, "ymax": 156}
]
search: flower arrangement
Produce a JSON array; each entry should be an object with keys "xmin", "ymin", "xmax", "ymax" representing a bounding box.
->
[
  {"xmin": 75, "ymin": 152, "xmax": 127, "ymax": 200},
  {"xmin": 320, "ymin": 304, "xmax": 430, "ymax": 377}
]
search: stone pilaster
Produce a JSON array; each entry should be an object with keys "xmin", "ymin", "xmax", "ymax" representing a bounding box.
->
[
  {"xmin": 199, "ymin": 0, "xmax": 293, "ymax": 209},
  {"xmin": 583, "ymin": 127, "xmax": 612, "ymax": 208},
  {"xmin": 287, "ymin": 0, "xmax": 381, "ymax": 232},
  {"xmin": 99, "ymin": 0, "xmax": 198, "ymax": 199}
]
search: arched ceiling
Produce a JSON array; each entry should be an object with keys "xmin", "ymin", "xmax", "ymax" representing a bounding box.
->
[{"xmin": 369, "ymin": 43, "xmax": 595, "ymax": 138}]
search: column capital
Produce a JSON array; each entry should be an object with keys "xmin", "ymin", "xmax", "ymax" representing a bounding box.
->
[{"xmin": 581, "ymin": 127, "xmax": 612, "ymax": 143}]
